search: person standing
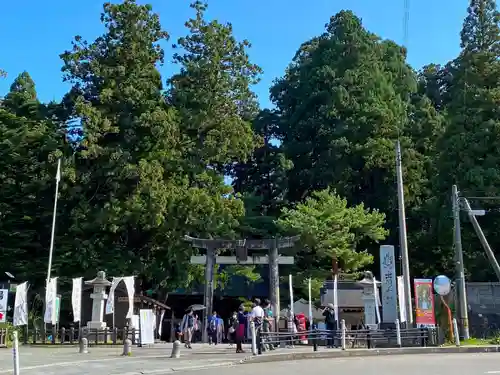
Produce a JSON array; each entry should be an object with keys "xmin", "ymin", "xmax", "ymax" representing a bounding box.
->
[
  {"xmin": 235, "ymin": 305, "xmax": 246, "ymax": 353},
  {"xmin": 208, "ymin": 311, "xmax": 219, "ymax": 345},
  {"xmin": 262, "ymin": 299, "xmax": 274, "ymax": 351},
  {"xmin": 228, "ymin": 312, "xmax": 238, "ymax": 347},
  {"xmin": 181, "ymin": 309, "xmax": 195, "ymax": 348},
  {"xmin": 251, "ymin": 298, "xmax": 264, "ymax": 352},
  {"xmin": 322, "ymin": 303, "xmax": 336, "ymax": 348}
]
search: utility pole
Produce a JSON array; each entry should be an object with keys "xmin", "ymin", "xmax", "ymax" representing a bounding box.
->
[
  {"xmin": 395, "ymin": 141, "xmax": 413, "ymax": 324},
  {"xmin": 462, "ymin": 198, "xmax": 500, "ymax": 281},
  {"xmin": 452, "ymin": 185, "xmax": 470, "ymax": 339}
]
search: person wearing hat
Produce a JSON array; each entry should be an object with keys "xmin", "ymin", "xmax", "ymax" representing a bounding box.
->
[{"xmin": 323, "ymin": 303, "xmax": 336, "ymax": 348}]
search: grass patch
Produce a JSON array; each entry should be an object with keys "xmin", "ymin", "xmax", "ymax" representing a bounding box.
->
[{"xmin": 460, "ymin": 338, "xmax": 492, "ymax": 346}]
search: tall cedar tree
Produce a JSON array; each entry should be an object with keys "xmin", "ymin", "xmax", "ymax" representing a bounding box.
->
[
  {"xmin": 232, "ymin": 109, "xmax": 292, "ymax": 238},
  {"xmin": 59, "ymin": 0, "xmax": 243, "ymax": 290},
  {"xmin": 168, "ymin": 1, "xmax": 262, "ymax": 174},
  {"xmin": 168, "ymin": 1, "xmax": 264, "ymax": 284},
  {"xmin": 436, "ymin": 0, "xmax": 500, "ymax": 280},
  {"xmin": 270, "ymin": 11, "xmax": 435, "ymax": 274},
  {"xmin": 0, "ymin": 73, "xmax": 68, "ymax": 287}
]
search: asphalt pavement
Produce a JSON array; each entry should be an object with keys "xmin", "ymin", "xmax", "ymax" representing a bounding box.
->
[
  {"xmin": 182, "ymin": 353, "xmax": 500, "ymax": 375},
  {"xmin": 1, "ymin": 343, "xmax": 500, "ymax": 374},
  {"xmin": 0, "ymin": 343, "xmax": 248, "ymax": 375}
]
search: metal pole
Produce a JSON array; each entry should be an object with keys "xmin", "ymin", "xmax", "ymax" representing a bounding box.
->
[
  {"xmin": 462, "ymin": 198, "xmax": 500, "ymax": 281},
  {"xmin": 202, "ymin": 246, "xmax": 215, "ymax": 343},
  {"xmin": 12, "ymin": 330, "xmax": 19, "ymax": 375},
  {"xmin": 395, "ymin": 319, "xmax": 401, "ymax": 347},
  {"xmin": 396, "ymin": 141, "xmax": 413, "ymax": 324},
  {"xmin": 46, "ymin": 159, "xmax": 61, "ymax": 284},
  {"xmin": 452, "ymin": 185, "xmax": 470, "ymax": 339}
]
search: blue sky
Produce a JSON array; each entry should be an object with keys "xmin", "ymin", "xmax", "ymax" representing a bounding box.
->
[{"xmin": 1, "ymin": 0, "xmax": 471, "ymax": 108}]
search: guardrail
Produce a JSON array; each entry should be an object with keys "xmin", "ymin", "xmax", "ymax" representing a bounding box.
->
[
  {"xmin": 253, "ymin": 320, "xmax": 440, "ymax": 355},
  {"xmin": 17, "ymin": 327, "xmax": 140, "ymax": 346}
]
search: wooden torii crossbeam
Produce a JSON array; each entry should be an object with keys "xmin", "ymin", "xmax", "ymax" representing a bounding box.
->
[{"xmin": 184, "ymin": 235, "xmax": 299, "ymax": 343}]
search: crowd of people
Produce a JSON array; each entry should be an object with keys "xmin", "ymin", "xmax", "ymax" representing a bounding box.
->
[{"xmin": 176, "ymin": 298, "xmax": 335, "ymax": 353}]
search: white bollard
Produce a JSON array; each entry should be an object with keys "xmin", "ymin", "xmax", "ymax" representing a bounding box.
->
[
  {"xmin": 395, "ymin": 319, "xmax": 402, "ymax": 347},
  {"xmin": 250, "ymin": 321, "xmax": 257, "ymax": 356},
  {"xmin": 122, "ymin": 338, "xmax": 132, "ymax": 356},
  {"xmin": 79, "ymin": 337, "xmax": 88, "ymax": 354},
  {"xmin": 170, "ymin": 340, "xmax": 181, "ymax": 358},
  {"xmin": 341, "ymin": 319, "xmax": 346, "ymax": 350},
  {"xmin": 12, "ymin": 330, "xmax": 19, "ymax": 375},
  {"xmin": 452, "ymin": 318, "xmax": 460, "ymax": 347}
]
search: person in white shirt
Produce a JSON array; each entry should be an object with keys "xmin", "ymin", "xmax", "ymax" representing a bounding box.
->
[
  {"xmin": 250, "ymin": 299, "xmax": 265, "ymax": 352},
  {"xmin": 251, "ymin": 298, "xmax": 264, "ymax": 323}
]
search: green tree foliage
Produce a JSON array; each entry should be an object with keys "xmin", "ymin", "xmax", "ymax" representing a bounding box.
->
[
  {"xmin": 232, "ymin": 109, "xmax": 292, "ymax": 238},
  {"xmin": 268, "ymin": 11, "xmax": 438, "ymax": 280},
  {"xmin": 0, "ymin": 74, "xmax": 68, "ymax": 287},
  {"xmin": 4, "ymin": 0, "xmax": 500, "ymax": 298},
  {"xmin": 56, "ymin": 0, "xmax": 247, "ymax": 290},
  {"xmin": 168, "ymin": 1, "xmax": 264, "ymax": 283},
  {"xmin": 276, "ymin": 188, "xmax": 387, "ymax": 296},
  {"xmin": 435, "ymin": 0, "xmax": 500, "ymax": 280},
  {"xmin": 168, "ymin": 1, "xmax": 261, "ymax": 173}
]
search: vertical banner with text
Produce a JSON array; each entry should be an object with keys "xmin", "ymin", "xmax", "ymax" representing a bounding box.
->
[
  {"xmin": 414, "ymin": 278, "xmax": 436, "ymax": 327},
  {"xmin": 13, "ymin": 282, "xmax": 28, "ymax": 326},
  {"xmin": 72, "ymin": 277, "xmax": 82, "ymax": 323},
  {"xmin": 397, "ymin": 276, "xmax": 407, "ymax": 323},
  {"xmin": 379, "ymin": 245, "xmax": 398, "ymax": 323}
]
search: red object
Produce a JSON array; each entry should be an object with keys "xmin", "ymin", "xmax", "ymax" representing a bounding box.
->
[
  {"xmin": 0, "ymin": 312, "xmax": 4, "ymax": 321},
  {"xmin": 296, "ymin": 313, "xmax": 307, "ymax": 341},
  {"xmin": 414, "ymin": 279, "xmax": 436, "ymax": 326}
]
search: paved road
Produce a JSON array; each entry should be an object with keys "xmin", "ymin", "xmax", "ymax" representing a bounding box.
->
[
  {"xmin": 0, "ymin": 343, "xmax": 250, "ymax": 375},
  {"xmin": 182, "ymin": 353, "xmax": 500, "ymax": 375}
]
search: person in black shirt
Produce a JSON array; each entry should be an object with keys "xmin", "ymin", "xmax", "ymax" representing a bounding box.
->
[{"xmin": 322, "ymin": 303, "xmax": 336, "ymax": 348}]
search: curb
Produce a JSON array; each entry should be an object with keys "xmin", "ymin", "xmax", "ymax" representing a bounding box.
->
[{"xmin": 237, "ymin": 346, "xmax": 500, "ymax": 364}]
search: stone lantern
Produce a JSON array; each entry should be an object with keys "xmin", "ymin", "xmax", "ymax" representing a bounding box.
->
[
  {"xmin": 356, "ymin": 271, "xmax": 381, "ymax": 329},
  {"xmin": 85, "ymin": 271, "xmax": 112, "ymax": 330}
]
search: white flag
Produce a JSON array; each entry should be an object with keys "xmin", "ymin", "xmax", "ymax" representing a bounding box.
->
[
  {"xmin": 158, "ymin": 309, "xmax": 165, "ymax": 337},
  {"xmin": 72, "ymin": 277, "xmax": 82, "ymax": 323},
  {"xmin": 397, "ymin": 276, "xmax": 407, "ymax": 322},
  {"xmin": 44, "ymin": 277, "xmax": 57, "ymax": 324},
  {"xmin": 333, "ymin": 274, "xmax": 339, "ymax": 325},
  {"xmin": 373, "ymin": 277, "xmax": 381, "ymax": 324},
  {"xmin": 123, "ymin": 276, "xmax": 135, "ymax": 318},
  {"xmin": 55, "ymin": 159, "xmax": 61, "ymax": 182},
  {"xmin": 13, "ymin": 282, "xmax": 28, "ymax": 326},
  {"xmin": 105, "ymin": 277, "xmax": 122, "ymax": 315}
]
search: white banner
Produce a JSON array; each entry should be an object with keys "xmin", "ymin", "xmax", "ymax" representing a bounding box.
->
[
  {"xmin": 379, "ymin": 245, "xmax": 398, "ymax": 323},
  {"xmin": 139, "ymin": 309, "xmax": 155, "ymax": 345},
  {"xmin": 288, "ymin": 274, "xmax": 294, "ymax": 316},
  {"xmin": 373, "ymin": 277, "xmax": 381, "ymax": 324},
  {"xmin": 397, "ymin": 276, "xmax": 407, "ymax": 322},
  {"xmin": 0, "ymin": 289, "xmax": 8, "ymax": 323},
  {"xmin": 158, "ymin": 309, "xmax": 165, "ymax": 337},
  {"xmin": 123, "ymin": 276, "xmax": 135, "ymax": 318},
  {"xmin": 333, "ymin": 274, "xmax": 339, "ymax": 325},
  {"xmin": 44, "ymin": 277, "xmax": 57, "ymax": 324},
  {"xmin": 105, "ymin": 277, "xmax": 122, "ymax": 315},
  {"xmin": 71, "ymin": 277, "xmax": 82, "ymax": 323},
  {"xmin": 13, "ymin": 282, "xmax": 28, "ymax": 326}
]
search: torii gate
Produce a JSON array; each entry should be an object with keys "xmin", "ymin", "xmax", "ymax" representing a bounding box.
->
[{"xmin": 184, "ymin": 235, "xmax": 299, "ymax": 343}]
